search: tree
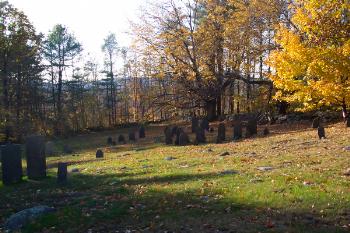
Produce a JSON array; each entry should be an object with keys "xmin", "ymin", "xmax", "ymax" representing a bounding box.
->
[{"xmin": 268, "ymin": 0, "xmax": 350, "ymax": 119}]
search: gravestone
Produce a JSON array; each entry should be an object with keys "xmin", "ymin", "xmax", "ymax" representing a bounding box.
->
[
  {"xmin": 346, "ymin": 117, "xmax": 350, "ymax": 128},
  {"xmin": 164, "ymin": 126, "xmax": 173, "ymax": 145},
  {"xmin": 118, "ymin": 135, "xmax": 126, "ymax": 144},
  {"xmin": 233, "ymin": 121, "xmax": 243, "ymax": 140},
  {"xmin": 175, "ymin": 128, "xmax": 184, "ymax": 145},
  {"xmin": 191, "ymin": 117, "xmax": 199, "ymax": 133},
  {"xmin": 107, "ymin": 136, "xmax": 113, "ymax": 145},
  {"xmin": 312, "ymin": 117, "xmax": 320, "ymax": 128},
  {"xmin": 171, "ymin": 126, "xmax": 178, "ymax": 137},
  {"xmin": 25, "ymin": 135, "xmax": 46, "ymax": 180},
  {"xmin": 57, "ymin": 162, "xmax": 67, "ymax": 184},
  {"xmin": 216, "ymin": 123, "xmax": 226, "ymax": 143},
  {"xmin": 195, "ymin": 127, "xmax": 206, "ymax": 144},
  {"xmin": 45, "ymin": 141, "xmax": 54, "ymax": 156},
  {"xmin": 129, "ymin": 132, "xmax": 136, "ymax": 141},
  {"xmin": 318, "ymin": 126, "xmax": 326, "ymax": 139},
  {"xmin": 63, "ymin": 145, "xmax": 73, "ymax": 154},
  {"xmin": 139, "ymin": 126, "xmax": 146, "ymax": 138},
  {"xmin": 263, "ymin": 127, "xmax": 270, "ymax": 136},
  {"xmin": 246, "ymin": 119, "xmax": 258, "ymax": 137},
  {"xmin": 200, "ymin": 118, "xmax": 210, "ymax": 131},
  {"xmin": 96, "ymin": 149, "xmax": 104, "ymax": 158},
  {"xmin": 1, "ymin": 144, "xmax": 22, "ymax": 185},
  {"xmin": 178, "ymin": 132, "xmax": 190, "ymax": 146}
]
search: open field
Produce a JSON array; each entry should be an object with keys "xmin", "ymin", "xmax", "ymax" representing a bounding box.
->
[{"xmin": 0, "ymin": 122, "xmax": 349, "ymax": 233}]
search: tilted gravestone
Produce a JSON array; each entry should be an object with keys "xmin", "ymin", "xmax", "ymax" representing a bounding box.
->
[
  {"xmin": 45, "ymin": 141, "xmax": 54, "ymax": 156},
  {"xmin": 57, "ymin": 162, "xmax": 67, "ymax": 184},
  {"xmin": 195, "ymin": 127, "xmax": 206, "ymax": 144},
  {"xmin": 216, "ymin": 123, "xmax": 226, "ymax": 143},
  {"xmin": 200, "ymin": 118, "xmax": 210, "ymax": 131},
  {"xmin": 191, "ymin": 117, "xmax": 199, "ymax": 133},
  {"xmin": 312, "ymin": 117, "xmax": 320, "ymax": 129},
  {"xmin": 246, "ymin": 119, "xmax": 258, "ymax": 137},
  {"xmin": 129, "ymin": 132, "xmax": 136, "ymax": 141},
  {"xmin": 139, "ymin": 126, "xmax": 146, "ymax": 138},
  {"xmin": 164, "ymin": 126, "xmax": 173, "ymax": 145},
  {"xmin": 233, "ymin": 121, "xmax": 243, "ymax": 140},
  {"xmin": 96, "ymin": 149, "xmax": 104, "ymax": 158},
  {"xmin": 1, "ymin": 144, "xmax": 22, "ymax": 185},
  {"xmin": 26, "ymin": 135, "xmax": 46, "ymax": 180},
  {"xmin": 178, "ymin": 132, "xmax": 190, "ymax": 146},
  {"xmin": 107, "ymin": 136, "xmax": 113, "ymax": 145},
  {"xmin": 346, "ymin": 117, "xmax": 350, "ymax": 128},
  {"xmin": 318, "ymin": 126, "xmax": 326, "ymax": 139},
  {"xmin": 118, "ymin": 135, "xmax": 126, "ymax": 144}
]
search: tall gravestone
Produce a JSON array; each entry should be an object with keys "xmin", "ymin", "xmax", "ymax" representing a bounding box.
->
[
  {"xmin": 318, "ymin": 126, "xmax": 326, "ymax": 139},
  {"xmin": 217, "ymin": 123, "xmax": 226, "ymax": 143},
  {"xmin": 118, "ymin": 135, "xmax": 126, "ymax": 144},
  {"xmin": 1, "ymin": 144, "xmax": 22, "ymax": 185},
  {"xmin": 171, "ymin": 126, "xmax": 178, "ymax": 137},
  {"xmin": 175, "ymin": 128, "xmax": 184, "ymax": 145},
  {"xmin": 107, "ymin": 136, "xmax": 113, "ymax": 145},
  {"xmin": 246, "ymin": 119, "xmax": 258, "ymax": 137},
  {"xmin": 195, "ymin": 127, "xmax": 206, "ymax": 144},
  {"xmin": 26, "ymin": 135, "xmax": 46, "ymax": 180},
  {"xmin": 191, "ymin": 117, "xmax": 199, "ymax": 133},
  {"xmin": 200, "ymin": 118, "xmax": 210, "ymax": 131},
  {"xmin": 233, "ymin": 121, "xmax": 243, "ymax": 140},
  {"xmin": 57, "ymin": 162, "xmax": 68, "ymax": 184},
  {"xmin": 129, "ymin": 132, "xmax": 136, "ymax": 142},
  {"xmin": 139, "ymin": 126, "xmax": 146, "ymax": 138},
  {"xmin": 164, "ymin": 126, "xmax": 173, "ymax": 145}
]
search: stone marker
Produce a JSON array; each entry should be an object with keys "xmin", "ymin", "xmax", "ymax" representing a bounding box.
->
[
  {"xmin": 26, "ymin": 135, "xmax": 46, "ymax": 180},
  {"xmin": 4, "ymin": 206, "xmax": 56, "ymax": 231},
  {"xmin": 191, "ymin": 116, "xmax": 199, "ymax": 133},
  {"xmin": 318, "ymin": 126, "xmax": 326, "ymax": 139},
  {"xmin": 175, "ymin": 128, "xmax": 184, "ymax": 145},
  {"xmin": 129, "ymin": 132, "xmax": 136, "ymax": 141},
  {"xmin": 178, "ymin": 132, "xmax": 190, "ymax": 146},
  {"xmin": 96, "ymin": 149, "xmax": 104, "ymax": 158},
  {"xmin": 45, "ymin": 141, "xmax": 54, "ymax": 156},
  {"xmin": 195, "ymin": 127, "xmax": 206, "ymax": 144},
  {"xmin": 233, "ymin": 121, "xmax": 243, "ymax": 140},
  {"xmin": 200, "ymin": 117, "xmax": 210, "ymax": 131},
  {"xmin": 1, "ymin": 144, "xmax": 22, "ymax": 185},
  {"xmin": 107, "ymin": 136, "xmax": 113, "ymax": 145},
  {"xmin": 139, "ymin": 126, "xmax": 146, "ymax": 138},
  {"xmin": 263, "ymin": 127, "xmax": 270, "ymax": 136},
  {"xmin": 57, "ymin": 162, "xmax": 68, "ymax": 184},
  {"xmin": 312, "ymin": 117, "xmax": 320, "ymax": 128},
  {"xmin": 216, "ymin": 123, "xmax": 226, "ymax": 143},
  {"xmin": 346, "ymin": 117, "xmax": 350, "ymax": 128},
  {"xmin": 246, "ymin": 119, "xmax": 258, "ymax": 137},
  {"xmin": 164, "ymin": 127, "xmax": 173, "ymax": 145},
  {"xmin": 171, "ymin": 126, "xmax": 178, "ymax": 137},
  {"xmin": 63, "ymin": 145, "xmax": 73, "ymax": 154},
  {"xmin": 118, "ymin": 135, "xmax": 126, "ymax": 144}
]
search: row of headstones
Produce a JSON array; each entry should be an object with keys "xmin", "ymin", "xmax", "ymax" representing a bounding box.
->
[
  {"xmin": 107, "ymin": 126, "xmax": 146, "ymax": 145},
  {"xmin": 164, "ymin": 118, "xmax": 268, "ymax": 146}
]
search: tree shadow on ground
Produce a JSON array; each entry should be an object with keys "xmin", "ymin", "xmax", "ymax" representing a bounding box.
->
[{"xmin": 1, "ymin": 171, "xmax": 348, "ymax": 233}]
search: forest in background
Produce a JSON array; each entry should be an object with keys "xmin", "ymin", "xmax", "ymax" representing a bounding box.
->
[{"xmin": 0, "ymin": 0, "xmax": 349, "ymax": 142}]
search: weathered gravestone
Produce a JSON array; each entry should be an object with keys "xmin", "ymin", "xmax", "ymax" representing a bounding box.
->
[
  {"xmin": 346, "ymin": 117, "xmax": 350, "ymax": 128},
  {"xmin": 129, "ymin": 132, "xmax": 136, "ymax": 141},
  {"xmin": 246, "ymin": 119, "xmax": 258, "ymax": 138},
  {"xmin": 139, "ymin": 126, "xmax": 146, "ymax": 138},
  {"xmin": 107, "ymin": 136, "xmax": 113, "ymax": 145},
  {"xmin": 26, "ymin": 135, "xmax": 46, "ymax": 180},
  {"xmin": 45, "ymin": 141, "xmax": 54, "ymax": 156},
  {"xmin": 318, "ymin": 126, "xmax": 326, "ymax": 139},
  {"xmin": 118, "ymin": 135, "xmax": 126, "ymax": 144},
  {"xmin": 195, "ymin": 127, "xmax": 206, "ymax": 144},
  {"xmin": 57, "ymin": 162, "xmax": 67, "ymax": 184},
  {"xmin": 1, "ymin": 144, "xmax": 22, "ymax": 185},
  {"xmin": 233, "ymin": 121, "xmax": 243, "ymax": 140},
  {"xmin": 178, "ymin": 132, "xmax": 190, "ymax": 146},
  {"xmin": 200, "ymin": 118, "xmax": 210, "ymax": 131},
  {"xmin": 312, "ymin": 117, "xmax": 320, "ymax": 129},
  {"xmin": 175, "ymin": 128, "xmax": 184, "ymax": 145},
  {"xmin": 96, "ymin": 149, "xmax": 104, "ymax": 158},
  {"xmin": 164, "ymin": 126, "xmax": 173, "ymax": 145},
  {"xmin": 263, "ymin": 127, "xmax": 270, "ymax": 136},
  {"xmin": 216, "ymin": 123, "xmax": 226, "ymax": 143},
  {"xmin": 191, "ymin": 116, "xmax": 199, "ymax": 133}
]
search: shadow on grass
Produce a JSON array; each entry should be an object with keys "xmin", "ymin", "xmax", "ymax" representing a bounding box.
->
[{"xmin": 1, "ymin": 171, "xmax": 348, "ymax": 233}]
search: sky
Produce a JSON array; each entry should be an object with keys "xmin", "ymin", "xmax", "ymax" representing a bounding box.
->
[{"xmin": 8, "ymin": 0, "xmax": 146, "ymax": 62}]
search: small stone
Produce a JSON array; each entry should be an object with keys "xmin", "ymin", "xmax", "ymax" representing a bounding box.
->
[
  {"xmin": 343, "ymin": 146, "xmax": 350, "ymax": 151},
  {"xmin": 257, "ymin": 166, "xmax": 274, "ymax": 171},
  {"xmin": 71, "ymin": 168, "xmax": 79, "ymax": 173},
  {"xmin": 220, "ymin": 170, "xmax": 238, "ymax": 175},
  {"xmin": 165, "ymin": 156, "xmax": 176, "ymax": 161},
  {"xmin": 250, "ymin": 178, "xmax": 263, "ymax": 183},
  {"xmin": 219, "ymin": 152, "xmax": 230, "ymax": 157}
]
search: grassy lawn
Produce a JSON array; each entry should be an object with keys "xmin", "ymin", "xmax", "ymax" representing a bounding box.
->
[{"xmin": 0, "ymin": 122, "xmax": 349, "ymax": 232}]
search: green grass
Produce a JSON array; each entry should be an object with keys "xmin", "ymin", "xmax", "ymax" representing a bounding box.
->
[{"xmin": 0, "ymin": 122, "xmax": 349, "ymax": 232}]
